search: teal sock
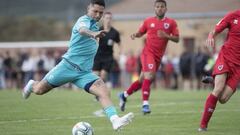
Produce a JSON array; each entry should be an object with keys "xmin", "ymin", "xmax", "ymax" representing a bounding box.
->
[{"xmin": 104, "ymin": 106, "xmax": 118, "ymax": 119}]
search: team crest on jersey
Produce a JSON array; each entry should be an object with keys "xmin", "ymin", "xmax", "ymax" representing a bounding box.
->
[
  {"xmin": 148, "ymin": 64, "xmax": 154, "ymax": 69},
  {"xmin": 150, "ymin": 23, "xmax": 155, "ymax": 28},
  {"xmin": 233, "ymin": 19, "xmax": 238, "ymax": 24},
  {"xmin": 218, "ymin": 65, "xmax": 223, "ymax": 71},
  {"xmin": 164, "ymin": 23, "xmax": 170, "ymax": 29}
]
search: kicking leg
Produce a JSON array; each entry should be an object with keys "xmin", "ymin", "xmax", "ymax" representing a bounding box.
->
[
  {"xmin": 22, "ymin": 80, "xmax": 53, "ymax": 99},
  {"xmin": 89, "ymin": 79, "xmax": 134, "ymax": 131}
]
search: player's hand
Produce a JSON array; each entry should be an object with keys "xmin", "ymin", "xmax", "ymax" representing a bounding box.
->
[
  {"xmin": 157, "ymin": 30, "xmax": 169, "ymax": 38},
  {"xmin": 205, "ymin": 32, "xmax": 215, "ymax": 51},
  {"xmin": 93, "ymin": 30, "xmax": 107, "ymax": 38},
  {"xmin": 130, "ymin": 33, "xmax": 137, "ymax": 40}
]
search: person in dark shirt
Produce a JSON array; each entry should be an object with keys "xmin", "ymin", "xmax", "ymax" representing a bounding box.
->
[{"xmin": 93, "ymin": 11, "xmax": 121, "ymax": 82}]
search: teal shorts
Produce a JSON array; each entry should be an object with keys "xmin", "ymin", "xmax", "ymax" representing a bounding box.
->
[{"xmin": 43, "ymin": 59, "xmax": 99, "ymax": 91}]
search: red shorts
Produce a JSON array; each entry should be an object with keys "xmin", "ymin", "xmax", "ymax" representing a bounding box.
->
[
  {"xmin": 141, "ymin": 53, "xmax": 161, "ymax": 72},
  {"xmin": 212, "ymin": 51, "xmax": 240, "ymax": 91}
]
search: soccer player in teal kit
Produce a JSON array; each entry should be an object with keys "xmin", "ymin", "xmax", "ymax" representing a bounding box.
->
[{"xmin": 22, "ymin": 0, "xmax": 133, "ymax": 131}]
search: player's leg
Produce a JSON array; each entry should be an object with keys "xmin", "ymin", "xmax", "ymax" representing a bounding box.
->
[
  {"xmin": 199, "ymin": 73, "xmax": 227, "ymax": 131},
  {"xmin": 31, "ymin": 80, "xmax": 53, "ymax": 95},
  {"xmin": 100, "ymin": 57, "xmax": 114, "ymax": 82},
  {"xmin": 218, "ymin": 68, "xmax": 239, "ymax": 104},
  {"xmin": 84, "ymin": 78, "xmax": 134, "ymax": 131},
  {"xmin": 73, "ymin": 72, "xmax": 134, "ymax": 131},
  {"xmin": 92, "ymin": 69, "xmax": 109, "ymax": 117},
  {"xmin": 22, "ymin": 59, "xmax": 74, "ymax": 99},
  {"xmin": 125, "ymin": 72, "xmax": 144, "ymax": 96},
  {"xmin": 218, "ymin": 85, "xmax": 235, "ymax": 104},
  {"xmin": 22, "ymin": 79, "xmax": 54, "ymax": 99},
  {"xmin": 119, "ymin": 54, "xmax": 151, "ymax": 112},
  {"xmin": 93, "ymin": 58, "xmax": 112, "ymax": 116},
  {"xmin": 100, "ymin": 69, "xmax": 108, "ymax": 82},
  {"xmin": 93, "ymin": 58, "xmax": 101, "ymax": 77},
  {"xmin": 141, "ymin": 71, "xmax": 155, "ymax": 114},
  {"xmin": 118, "ymin": 72, "xmax": 143, "ymax": 111},
  {"xmin": 92, "ymin": 69, "xmax": 100, "ymax": 102},
  {"xmin": 140, "ymin": 54, "xmax": 158, "ymax": 114}
]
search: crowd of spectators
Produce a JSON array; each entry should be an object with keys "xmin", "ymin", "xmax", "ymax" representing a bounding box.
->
[{"xmin": 0, "ymin": 47, "xmax": 216, "ymax": 91}]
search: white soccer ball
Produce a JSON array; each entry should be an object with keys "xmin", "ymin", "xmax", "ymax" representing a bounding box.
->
[{"xmin": 72, "ymin": 122, "xmax": 94, "ymax": 135}]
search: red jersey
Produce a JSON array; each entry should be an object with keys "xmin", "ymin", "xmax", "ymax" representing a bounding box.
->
[
  {"xmin": 215, "ymin": 10, "xmax": 240, "ymax": 65},
  {"xmin": 138, "ymin": 17, "xmax": 179, "ymax": 59}
]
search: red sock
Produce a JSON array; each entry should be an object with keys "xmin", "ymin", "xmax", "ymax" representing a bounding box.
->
[
  {"xmin": 142, "ymin": 79, "xmax": 151, "ymax": 101},
  {"xmin": 126, "ymin": 80, "xmax": 142, "ymax": 95},
  {"xmin": 200, "ymin": 93, "xmax": 218, "ymax": 128}
]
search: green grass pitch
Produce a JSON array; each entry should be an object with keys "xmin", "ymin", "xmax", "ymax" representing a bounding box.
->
[{"xmin": 0, "ymin": 89, "xmax": 239, "ymax": 135}]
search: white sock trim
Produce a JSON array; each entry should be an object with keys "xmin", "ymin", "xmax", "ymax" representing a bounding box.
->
[
  {"xmin": 124, "ymin": 91, "xmax": 128, "ymax": 97},
  {"xmin": 143, "ymin": 101, "xmax": 149, "ymax": 106}
]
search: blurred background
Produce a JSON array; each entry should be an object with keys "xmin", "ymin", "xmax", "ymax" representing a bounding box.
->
[{"xmin": 0, "ymin": 0, "xmax": 239, "ymax": 91}]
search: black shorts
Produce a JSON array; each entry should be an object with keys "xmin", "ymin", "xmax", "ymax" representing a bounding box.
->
[{"xmin": 93, "ymin": 57, "xmax": 113, "ymax": 72}]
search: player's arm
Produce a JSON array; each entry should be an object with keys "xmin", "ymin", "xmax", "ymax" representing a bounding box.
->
[
  {"xmin": 79, "ymin": 28, "xmax": 106, "ymax": 38},
  {"xmin": 115, "ymin": 31, "xmax": 122, "ymax": 54},
  {"xmin": 205, "ymin": 29, "xmax": 220, "ymax": 49},
  {"xmin": 130, "ymin": 32, "xmax": 144, "ymax": 40},
  {"xmin": 117, "ymin": 42, "xmax": 123, "ymax": 54},
  {"xmin": 168, "ymin": 35, "xmax": 179, "ymax": 43},
  {"xmin": 157, "ymin": 30, "xmax": 179, "ymax": 43},
  {"xmin": 131, "ymin": 20, "xmax": 147, "ymax": 40},
  {"xmin": 158, "ymin": 20, "xmax": 179, "ymax": 43},
  {"xmin": 206, "ymin": 12, "xmax": 230, "ymax": 49},
  {"xmin": 75, "ymin": 19, "xmax": 106, "ymax": 39}
]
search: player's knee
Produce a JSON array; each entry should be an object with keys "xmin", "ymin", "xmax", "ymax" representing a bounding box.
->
[
  {"xmin": 212, "ymin": 87, "xmax": 224, "ymax": 97},
  {"xmin": 97, "ymin": 90, "xmax": 110, "ymax": 100},
  {"xmin": 144, "ymin": 74, "xmax": 155, "ymax": 81}
]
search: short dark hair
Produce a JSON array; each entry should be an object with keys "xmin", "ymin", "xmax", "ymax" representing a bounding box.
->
[
  {"xmin": 155, "ymin": 0, "xmax": 167, "ymax": 7},
  {"xmin": 91, "ymin": 0, "xmax": 105, "ymax": 7}
]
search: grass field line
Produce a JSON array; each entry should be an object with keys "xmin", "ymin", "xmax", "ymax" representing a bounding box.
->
[
  {"xmin": 0, "ymin": 103, "xmax": 239, "ymax": 125},
  {"xmin": 125, "ymin": 101, "xmax": 196, "ymax": 108},
  {"xmin": 1, "ymin": 109, "xmax": 239, "ymax": 124}
]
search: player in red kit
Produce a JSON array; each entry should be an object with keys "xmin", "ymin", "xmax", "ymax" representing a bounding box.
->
[
  {"xmin": 119, "ymin": 0, "xmax": 179, "ymax": 114},
  {"xmin": 198, "ymin": 10, "xmax": 240, "ymax": 132}
]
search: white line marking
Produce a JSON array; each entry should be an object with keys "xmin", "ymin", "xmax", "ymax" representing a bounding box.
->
[{"xmin": 0, "ymin": 101, "xmax": 239, "ymax": 124}]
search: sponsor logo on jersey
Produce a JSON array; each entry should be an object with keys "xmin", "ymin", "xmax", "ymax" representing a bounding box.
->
[
  {"xmin": 150, "ymin": 23, "xmax": 155, "ymax": 28},
  {"xmin": 233, "ymin": 19, "xmax": 238, "ymax": 24},
  {"xmin": 164, "ymin": 23, "xmax": 170, "ymax": 29},
  {"xmin": 79, "ymin": 22, "xmax": 87, "ymax": 27},
  {"xmin": 218, "ymin": 65, "xmax": 223, "ymax": 71},
  {"xmin": 148, "ymin": 64, "xmax": 154, "ymax": 69}
]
